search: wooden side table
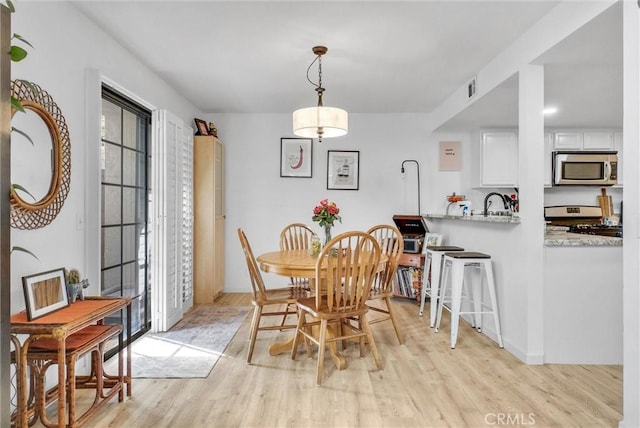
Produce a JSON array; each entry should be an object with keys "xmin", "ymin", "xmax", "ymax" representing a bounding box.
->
[{"xmin": 10, "ymin": 297, "xmax": 132, "ymax": 428}]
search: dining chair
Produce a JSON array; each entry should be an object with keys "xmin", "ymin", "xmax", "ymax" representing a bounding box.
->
[
  {"xmin": 279, "ymin": 223, "xmax": 318, "ymax": 326},
  {"xmin": 237, "ymin": 228, "xmax": 308, "ymax": 363},
  {"xmin": 291, "ymin": 230, "xmax": 383, "ymax": 385},
  {"xmin": 366, "ymin": 224, "xmax": 405, "ymax": 344},
  {"xmin": 279, "ymin": 223, "xmax": 317, "ymax": 288}
]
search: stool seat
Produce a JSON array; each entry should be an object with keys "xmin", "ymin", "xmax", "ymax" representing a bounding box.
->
[
  {"xmin": 444, "ymin": 251, "xmax": 491, "ymax": 259},
  {"xmin": 419, "ymin": 246, "xmax": 465, "ymax": 326},
  {"xmin": 426, "ymin": 245, "xmax": 464, "ymax": 252}
]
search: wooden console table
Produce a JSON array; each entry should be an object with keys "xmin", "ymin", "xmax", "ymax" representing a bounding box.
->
[{"xmin": 10, "ymin": 297, "xmax": 132, "ymax": 428}]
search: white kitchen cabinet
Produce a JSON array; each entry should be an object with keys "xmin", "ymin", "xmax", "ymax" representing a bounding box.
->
[
  {"xmin": 478, "ymin": 131, "xmax": 518, "ymax": 187},
  {"xmin": 544, "ymin": 132, "xmax": 553, "ymax": 187},
  {"xmin": 553, "ymin": 131, "xmax": 583, "ymax": 150},
  {"xmin": 552, "ymin": 130, "xmax": 615, "ymax": 151},
  {"xmin": 583, "ymin": 131, "xmax": 614, "ymax": 150}
]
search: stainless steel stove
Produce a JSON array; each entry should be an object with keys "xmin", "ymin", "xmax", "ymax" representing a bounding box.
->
[{"xmin": 544, "ymin": 205, "xmax": 622, "ymax": 238}]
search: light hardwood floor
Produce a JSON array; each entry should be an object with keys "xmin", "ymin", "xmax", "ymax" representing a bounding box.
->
[{"xmin": 75, "ymin": 293, "xmax": 621, "ymax": 428}]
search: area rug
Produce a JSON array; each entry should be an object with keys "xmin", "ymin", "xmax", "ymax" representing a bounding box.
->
[{"xmin": 123, "ymin": 305, "xmax": 252, "ymax": 379}]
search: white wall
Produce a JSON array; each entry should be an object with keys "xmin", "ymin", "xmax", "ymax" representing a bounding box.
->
[
  {"xmin": 9, "ymin": 2, "xmax": 202, "ymax": 312},
  {"xmin": 212, "ymin": 113, "xmax": 430, "ymax": 291}
]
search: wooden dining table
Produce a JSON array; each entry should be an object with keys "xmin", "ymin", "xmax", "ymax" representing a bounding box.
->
[{"xmin": 256, "ymin": 249, "xmax": 388, "ymax": 370}]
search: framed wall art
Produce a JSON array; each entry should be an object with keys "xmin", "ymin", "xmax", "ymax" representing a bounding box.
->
[
  {"xmin": 280, "ymin": 137, "xmax": 312, "ymax": 178},
  {"xmin": 22, "ymin": 268, "xmax": 69, "ymax": 321},
  {"xmin": 327, "ymin": 150, "xmax": 359, "ymax": 190},
  {"xmin": 194, "ymin": 118, "xmax": 209, "ymax": 136}
]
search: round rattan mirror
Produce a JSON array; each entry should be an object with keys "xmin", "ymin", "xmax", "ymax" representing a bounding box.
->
[{"xmin": 10, "ymin": 80, "xmax": 71, "ymax": 229}]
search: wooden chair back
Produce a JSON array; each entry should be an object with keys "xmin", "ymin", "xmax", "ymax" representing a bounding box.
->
[
  {"xmin": 367, "ymin": 224, "xmax": 404, "ymax": 295},
  {"xmin": 280, "ymin": 223, "xmax": 317, "ymax": 250},
  {"xmin": 315, "ymin": 231, "xmax": 381, "ymax": 312},
  {"xmin": 237, "ymin": 228, "xmax": 268, "ymax": 302}
]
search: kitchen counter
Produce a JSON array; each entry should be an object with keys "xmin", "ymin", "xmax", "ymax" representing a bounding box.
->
[
  {"xmin": 544, "ymin": 231, "xmax": 622, "ymax": 247},
  {"xmin": 424, "ymin": 213, "xmax": 521, "ymax": 224}
]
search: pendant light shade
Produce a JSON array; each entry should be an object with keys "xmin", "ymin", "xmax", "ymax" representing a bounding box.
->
[
  {"xmin": 292, "ymin": 106, "xmax": 348, "ymax": 138},
  {"xmin": 292, "ymin": 46, "xmax": 348, "ymax": 142}
]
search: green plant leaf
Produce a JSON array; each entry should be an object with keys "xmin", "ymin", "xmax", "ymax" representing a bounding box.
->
[
  {"xmin": 10, "ymin": 246, "xmax": 39, "ymax": 260},
  {"xmin": 10, "ymin": 45, "xmax": 28, "ymax": 62},
  {"xmin": 12, "ymin": 33, "xmax": 33, "ymax": 49},
  {"xmin": 16, "ymin": 79, "xmax": 39, "ymax": 96},
  {"xmin": 12, "ymin": 183, "xmax": 36, "ymax": 201},
  {"xmin": 5, "ymin": 0, "xmax": 15, "ymax": 13},
  {"xmin": 11, "ymin": 96, "xmax": 24, "ymax": 112},
  {"xmin": 11, "ymin": 126, "xmax": 34, "ymax": 146}
]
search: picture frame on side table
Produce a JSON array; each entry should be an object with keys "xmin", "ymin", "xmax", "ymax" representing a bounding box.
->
[
  {"xmin": 327, "ymin": 150, "xmax": 359, "ymax": 190},
  {"xmin": 22, "ymin": 268, "xmax": 69, "ymax": 321},
  {"xmin": 194, "ymin": 118, "xmax": 210, "ymax": 136},
  {"xmin": 280, "ymin": 137, "xmax": 313, "ymax": 178}
]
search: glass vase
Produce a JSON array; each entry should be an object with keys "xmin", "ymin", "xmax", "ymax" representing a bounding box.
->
[{"xmin": 324, "ymin": 225, "xmax": 332, "ymax": 247}]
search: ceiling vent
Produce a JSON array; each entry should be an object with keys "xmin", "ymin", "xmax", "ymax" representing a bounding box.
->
[{"xmin": 467, "ymin": 76, "xmax": 477, "ymax": 100}]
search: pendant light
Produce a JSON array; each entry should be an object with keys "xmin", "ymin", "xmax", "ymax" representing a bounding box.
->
[{"xmin": 292, "ymin": 46, "xmax": 348, "ymax": 143}]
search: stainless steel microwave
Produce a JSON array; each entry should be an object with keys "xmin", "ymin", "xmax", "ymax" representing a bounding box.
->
[{"xmin": 553, "ymin": 151, "xmax": 618, "ymax": 186}]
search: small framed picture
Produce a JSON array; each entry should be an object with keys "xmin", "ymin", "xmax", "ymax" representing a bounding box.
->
[
  {"xmin": 22, "ymin": 268, "xmax": 69, "ymax": 321},
  {"xmin": 422, "ymin": 233, "xmax": 443, "ymax": 252},
  {"xmin": 280, "ymin": 137, "xmax": 312, "ymax": 178},
  {"xmin": 327, "ymin": 150, "xmax": 359, "ymax": 190},
  {"xmin": 194, "ymin": 118, "xmax": 209, "ymax": 136}
]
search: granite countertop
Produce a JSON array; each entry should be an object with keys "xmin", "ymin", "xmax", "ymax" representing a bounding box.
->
[
  {"xmin": 544, "ymin": 231, "xmax": 622, "ymax": 247},
  {"xmin": 424, "ymin": 213, "xmax": 521, "ymax": 224}
]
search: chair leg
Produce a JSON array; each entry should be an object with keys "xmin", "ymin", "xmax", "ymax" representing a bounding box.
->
[
  {"xmin": 291, "ymin": 310, "xmax": 306, "ymax": 361},
  {"xmin": 384, "ymin": 296, "xmax": 404, "ymax": 344},
  {"xmin": 361, "ymin": 316, "xmax": 383, "ymax": 370},
  {"xmin": 316, "ymin": 319, "xmax": 328, "ymax": 385},
  {"xmin": 279, "ymin": 303, "xmax": 292, "ymax": 329},
  {"xmin": 247, "ymin": 305, "xmax": 262, "ymax": 364}
]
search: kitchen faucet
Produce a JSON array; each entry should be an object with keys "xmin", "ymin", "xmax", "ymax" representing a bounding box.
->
[{"xmin": 484, "ymin": 192, "xmax": 509, "ymax": 216}]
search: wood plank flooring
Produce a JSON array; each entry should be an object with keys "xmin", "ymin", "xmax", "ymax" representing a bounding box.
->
[{"xmin": 72, "ymin": 293, "xmax": 622, "ymax": 428}]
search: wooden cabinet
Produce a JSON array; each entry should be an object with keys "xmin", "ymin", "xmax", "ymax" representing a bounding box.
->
[
  {"xmin": 193, "ymin": 136, "xmax": 225, "ymax": 303},
  {"xmin": 476, "ymin": 131, "xmax": 518, "ymax": 187}
]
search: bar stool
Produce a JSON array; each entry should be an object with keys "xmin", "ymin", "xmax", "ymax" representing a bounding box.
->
[
  {"xmin": 419, "ymin": 245, "xmax": 464, "ymax": 328},
  {"xmin": 435, "ymin": 251, "xmax": 504, "ymax": 349}
]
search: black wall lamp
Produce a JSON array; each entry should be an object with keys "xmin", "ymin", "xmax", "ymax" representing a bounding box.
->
[{"xmin": 401, "ymin": 160, "xmax": 421, "ymax": 215}]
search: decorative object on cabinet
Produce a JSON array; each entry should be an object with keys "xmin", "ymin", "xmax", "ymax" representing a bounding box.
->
[
  {"xmin": 208, "ymin": 121, "xmax": 218, "ymax": 137},
  {"xmin": 22, "ymin": 268, "xmax": 69, "ymax": 320},
  {"xmin": 439, "ymin": 141, "xmax": 462, "ymax": 171},
  {"xmin": 292, "ymin": 45, "xmax": 348, "ymax": 143},
  {"xmin": 401, "ymin": 160, "xmax": 421, "ymax": 214},
  {"xmin": 194, "ymin": 118, "xmax": 209, "ymax": 136},
  {"xmin": 193, "ymin": 135, "xmax": 225, "ymax": 304},
  {"xmin": 10, "ymin": 80, "xmax": 71, "ymax": 230},
  {"xmin": 280, "ymin": 137, "xmax": 312, "ymax": 178},
  {"xmin": 327, "ymin": 150, "xmax": 359, "ymax": 190}
]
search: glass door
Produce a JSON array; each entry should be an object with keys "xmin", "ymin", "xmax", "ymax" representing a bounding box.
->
[{"xmin": 100, "ymin": 86, "xmax": 151, "ymax": 343}]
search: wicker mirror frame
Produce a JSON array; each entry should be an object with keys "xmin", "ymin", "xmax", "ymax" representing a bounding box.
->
[{"xmin": 10, "ymin": 80, "xmax": 71, "ymax": 229}]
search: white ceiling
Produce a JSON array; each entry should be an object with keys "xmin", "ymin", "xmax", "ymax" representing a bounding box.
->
[{"xmin": 71, "ymin": 0, "xmax": 622, "ymax": 129}]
